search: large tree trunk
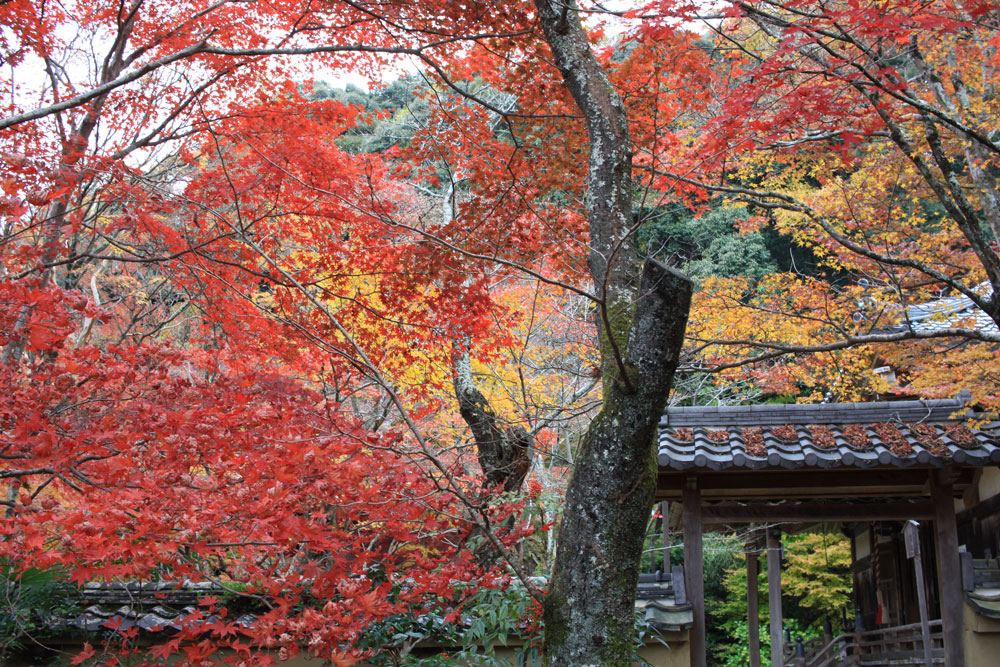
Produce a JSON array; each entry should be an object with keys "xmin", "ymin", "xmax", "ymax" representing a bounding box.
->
[
  {"xmin": 533, "ymin": 2, "xmax": 693, "ymax": 665},
  {"xmin": 542, "ymin": 262, "xmax": 691, "ymax": 666}
]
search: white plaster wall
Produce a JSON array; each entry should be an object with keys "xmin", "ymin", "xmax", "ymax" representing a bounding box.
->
[{"xmin": 979, "ymin": 466, "xmax": 1000, "ymax": 501}]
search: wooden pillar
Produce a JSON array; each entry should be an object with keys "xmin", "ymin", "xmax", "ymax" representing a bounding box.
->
[
  {"xmin": 683, "ymin": 478, "xmax": 705, "ymax": 667},
  {"xmin": 767, "ymin": 526, "xmax": 784, "ymax": 667},
  {"xmin": 931, "ymin": 470, "xmax": 965, "ymax": 667},
  {"xmin": 661, "ymin": 501, "xmax": 671, "ymax": 570},
  {"xmin": 904, "ymin": 520, "xmax": 935, "ymax": 667},
  {"xmin": 747, "ymin": 546, "xmax": 761, "ymax": 667}
]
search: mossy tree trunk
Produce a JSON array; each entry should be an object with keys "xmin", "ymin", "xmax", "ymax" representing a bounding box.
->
[{"xmin": 534, "ymin": 2, "xmax": 694, "ymax": 665}]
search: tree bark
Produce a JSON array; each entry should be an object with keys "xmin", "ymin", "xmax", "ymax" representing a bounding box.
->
[
  {"xmin": 542, "ymin": 261, "xmax": 691, "ymax": 665},
  {"xmin": 452, "ymin": 342, "xmax": 532, "ymax": 493},
  {"xmin": 533, "ymin": 3, "xmax": 693, "ymax": 664}
]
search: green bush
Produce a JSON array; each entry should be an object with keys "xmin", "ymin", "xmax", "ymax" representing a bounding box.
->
[
  {"xmin": 706, "ymin": 531, "xmax": 852, "ymax": 667},
  {"xmin": 0, "ymin": 564, "xmax": 81, "ymax": 661}
]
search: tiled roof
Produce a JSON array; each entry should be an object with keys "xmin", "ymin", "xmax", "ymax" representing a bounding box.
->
[
  {"xmin": 636, "ymin": 569, "xmax": 693, "ymax": 632},
  {"xmin": 884, "ymin": 282, "xmax": 998, "ymax": 335},
  {"xmin": 658, "ymin": 396, "xmax": 1000, "ymax": 471},
  {"xmin": 53, "ymin": 582, "xmax": 255, "ymax": 635},
  {"xmin": 966, "ymin": 591, "xmax": 1000, "ymax": 619},
  {"xmin": 961, "ymin": 554, "xmax": 1000, "ymax": 619},
  {"xmin": 55, "ymin": 576, "xmax": 693, "ymax": 640}
]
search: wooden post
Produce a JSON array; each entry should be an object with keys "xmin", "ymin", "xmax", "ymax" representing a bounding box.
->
[
  {"xmin": 767, "ymin": 526, "xmax": 784, "ymax": 667},
  {"xmin": 904, "ymin": 520, "xmax": 934, "ymax": 667},
  {"xmin": 747, "ymin": 546, "xmax": 761, "ymax": 667},
  {"xmin": 661, "ymin": 500, "xmax": 671, "ymax": 571},
  {"xmin": 683, "ymin": 478, "xmax": 705, "ymax": 667},
  {"xmin": 931, "ymin": 470, "xmax": 965, "ymax": 667}
]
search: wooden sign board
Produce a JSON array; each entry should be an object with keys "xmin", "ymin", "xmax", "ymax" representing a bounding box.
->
[{"xmin": 904, "ymin": 520, "xmax": 920, "ymax": 559}]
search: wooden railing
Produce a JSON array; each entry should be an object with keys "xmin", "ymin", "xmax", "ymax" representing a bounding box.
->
[
  {"xmin": 782, "ymin": 636, "xmax": 832, "ymax": 665},
  {"xmin": 783, "ymin": 619, "xmax": 944, "ymax": 666}
]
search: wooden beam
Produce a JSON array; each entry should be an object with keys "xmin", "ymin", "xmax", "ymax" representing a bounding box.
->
[
  {"xmin": 701, "ymin": 501, "xmax": 936, "ymax": 524},
  {"xmin": 657, "ymin": 467, "xmax": 976, "ymax": 501},
  {"xmin": 958, "ymin": 486, "xmax": 1000, "ymax": 522},
  {"xmin": 767, "ymin": 527, "xmax": 784, "ymax": 667},
  {"xmin": 931, "ymin": 470, "xmax": 965, "ymax": 667},
  {"xmin": 747, "ymin": 546, "xmax": 761, "ymax": 667},
  {"xmin": 683, "ymin": 478, "xmax": 706, "ymax": 667}
]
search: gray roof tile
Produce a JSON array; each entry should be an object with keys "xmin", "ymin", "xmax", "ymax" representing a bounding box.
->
[
  {"xmin": 659, "ymin": 396, "xmax": 1000, "ymax": 471},
  {"xmin": 884, "ymin": 282, "xmax": 999, "ymax": 336}
]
